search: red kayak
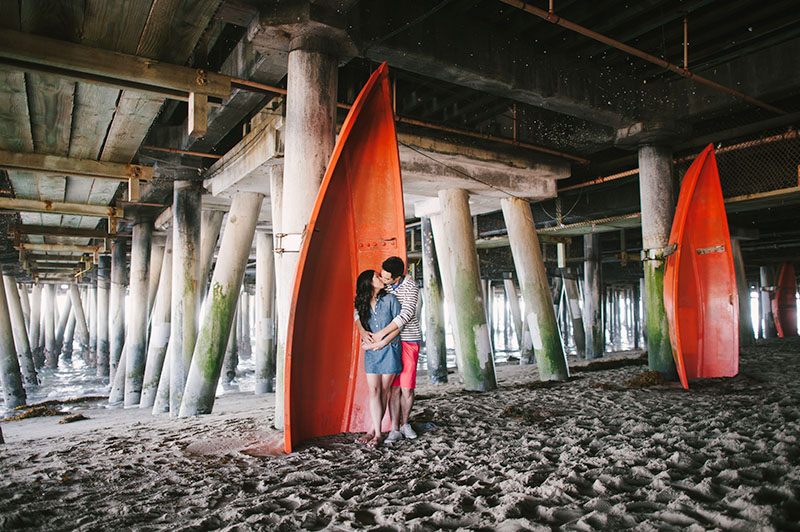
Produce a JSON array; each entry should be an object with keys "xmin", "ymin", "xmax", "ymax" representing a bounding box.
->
[
  {"xmin": 664, "ymin": 144, "xmax": 739, "ymax": 390},
  {"xmin": 284, "ymin": 63, "xmax": 406, "ymax": 453},
  {"xmin": 773, "ymin": 262, "xmax": 798, "ymax": 337}
]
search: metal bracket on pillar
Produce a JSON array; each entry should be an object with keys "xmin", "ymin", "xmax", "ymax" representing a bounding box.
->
[
  {"xmin": 641, "ymin": 243, "xmax": 677, "ymax": 262},
  {"xmin": 274, "ymin": 232, "xmax": 304, "ymax": 254}
]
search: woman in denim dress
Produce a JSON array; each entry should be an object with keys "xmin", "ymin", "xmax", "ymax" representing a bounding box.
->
[{"xmin": 354, "ymin": 269, "xmax": 402, "ymax": 447}]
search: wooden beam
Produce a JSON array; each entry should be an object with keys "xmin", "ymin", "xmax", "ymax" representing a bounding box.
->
[
  {"xmin": 0, "ymin": 197, "xmax": 118, "ymax": 218},
  {"xmin": 0, "ymin": 149, "xmax": 152, "ymax": 182},
  {"xmin": 0, "ymin": 29, "xmax": 230, "ymax": 100},
  {"xmin": 10, "ymin": 224, "xmax": 122, "ymax": 239},
  {"xmin": 188, "ymin": 92, "xmax": 208, "ymax": 138},
  {"xmin": 18, "ymin": 243, "xmax": 102, "ymax": 254}
]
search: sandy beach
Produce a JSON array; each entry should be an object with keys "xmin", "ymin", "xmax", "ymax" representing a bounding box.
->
[{"xmin": 1, "ymin": 340, "xmax": 799, "ymax": 531}]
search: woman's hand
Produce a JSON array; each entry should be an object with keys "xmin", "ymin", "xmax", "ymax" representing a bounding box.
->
[{"xmin": 362, "ymin": 338, "xmax": 387, "ymax": 350}]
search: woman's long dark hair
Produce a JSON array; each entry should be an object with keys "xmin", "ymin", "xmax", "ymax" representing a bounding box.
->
[{"xmin": 355, "ymin": 270, "xmax": 385, "ymax": 332}]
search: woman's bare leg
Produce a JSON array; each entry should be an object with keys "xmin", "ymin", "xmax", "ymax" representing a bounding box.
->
[{"xmin": 366, "ymin": 373, "xmax": 384, "ymax": 444}]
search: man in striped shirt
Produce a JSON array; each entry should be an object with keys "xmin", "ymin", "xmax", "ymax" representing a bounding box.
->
[{"xmin": 362, "ymin": 256, "xmax": 421, "ymax": 444}]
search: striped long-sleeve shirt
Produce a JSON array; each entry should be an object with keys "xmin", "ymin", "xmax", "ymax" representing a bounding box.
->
[{"xmin": 387, "ymin": 274, "xmax": 422, "ymax": 342}]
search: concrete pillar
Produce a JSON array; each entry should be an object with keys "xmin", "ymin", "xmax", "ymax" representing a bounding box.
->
[
  {"xmin": 440, "ymin": 189, "xmax": 496, "ymax": 391},
  {"xmin": 638, "ymin": 145, "xmax": 677, "ymax": 378},
  {"xmin": 239, "ymin": 290, "xmax": 251, "ymax": 359},
  {"xmin": 222, "ymin": 303, "xmax": 238, "ymax": 384},
  {"xmin": 29, "ymin": 284, "xmax": 42, "ymax": 367},
  {"xmin": 274, "ymin": 46, "xmax": 338, "ymax": 429},
  {"xmin": 109, "ymin": 238, "xmax": 127, "ymax": 380},
  {"xmin": 108, "ymin": 344, "xmax": 126, "ymax": 405},
  {"xmin": 760, "ymin": 266, "xmax": 777, "ymax": 338},
  {"xmin": 96, "ymin": 256, "xmax": 110, "ymax": 380},
  {"xmin": 430, "ymin": 214, "xmax": 462, "ymax": 371},
  {"xmin": 632, "ymin": 282, "xmax": 641, "ymax": 349},
  {"xmin": 180, "ymin": 192, "xmax": 263, "ymax": 416},
  {"xmin": 170, "ymin": 180, "xmax": 202, "ymax": 415},
  {"xmin": 18, "ymin": 284, "xmax": 30, "ymax": 333},
  {"xmin": 199, "ymin": 209, "xmax": 224, "ymax": 301},
  {"xmin": 268, "ymin": 165, "xmax": 285, "ymax": 405},
  {"xmin": 152, "ymin": 340, "xmax": 171, "ymax": 414},
  {"xmin": 62, "ymin": 312, "xmax": 76, "ymax": 360},
  {"xmin": 68, "ymin": 283, "xmax": 90, "ymax": 359},
  {"xmin": 54, "ymin": 295, "xmax": 71, "ymax": 355},
  {"xmin": 147, "ymin": 240, "xmax": 165, "ymax": 319},
  {"xmin": 563, "ymin": 272, "xmax": 586, "ymax": 357},
  {"xmin": 3, "ymin": 275, "xmax": 37, "ymax": 386},
  {"xmin": 42, "ymin": 285, "xmax": 57, "ymax": 368},
  {"xmin": 125, "ymin": 218, "xmax": 153, "ymax": 406},
  {"xmin": 501, "ymin": 197, "xmax": 569, "ymax": 381},
  {"xmin": 421, "ymin": 217, "xmax": 447, "ymax": 383},
  {"xmin": 254, "ymin": 231, "xmax": 276, "ymax": 394},
  {"xmin": 141, "ymin": 234, "xmax": 173, "ymax": 408},
  {"xmin": 503, "ymin": 279, "xmax": 531, "ymax": 364},
  {"xmin": 0, "ymin": 277, "xmax": 26, "ymax": 409},
  {"xmin": 88, "ymin": 284, "xmax": 97, "ymax": 366},
  {"xmin": 731, "ymin": 238, "xmax": 755, "ymax": 347}
]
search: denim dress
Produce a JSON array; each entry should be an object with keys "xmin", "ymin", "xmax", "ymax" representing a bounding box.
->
[{"xmin": 364, "ymin": 293, "xmax": 402, "ymax": 374}]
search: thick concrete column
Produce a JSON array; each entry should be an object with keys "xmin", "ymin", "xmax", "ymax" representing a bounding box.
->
[
  {"xmin": 421, "ymin": 217, "xmax": 447, "ymax": 383},
  {"xmin": 124, "ymin": 218, "xmax": 153, "ymax": 406},
  {"xmin": 141, "ymin": 234, "xmax": 173, "ymax": 408},
  {"xmin": 583, "ymin": 233, "xmax": 605, "ymax": 360},
  {"xmin": 439, "ymin": 189, "xmax": 496, "ymax": 391},
  {"xmin": 268, "ymin": 165, "xmax": 285, "ymax": 402},
  {"xmin": 3, "ymin": 275, "xmax": 37, "ymax": 386},
  {"xmin": 0, "ymin": 277, "xmax": 26, "ymax": 409},
  {"xmin": 254, "ymin": 231, "xmax": 275, "ymax": 394},
  {"xmin": 501, "ymin": 197, "xmax": 569, "ymax": 381},
  {"xmin": 147, "ymin": 240, "xmax": 165, "ymax": 319},
  {"xmin": 152, "ymin": 341, "xmax": 171, "ymax": 414},
  {"xmin": 88, "ymin": 284, "xmax": 97, "ymax": 366},
  {"xmin": 62, "ymin": 312, "xmax": 76, "ymax": 360},
  {"xmin": 29, "ymin": 284, "xmax": 42, "ymax": 367},
  {"xmin": 108, "ymin": 345, "xmax": 127, "ymax": 405},
  {"xmin": 632, "ymin": 282, "xmax": 641, "ymax": 349},
  {"xmin": 731, "ymin": 238, "xmax": 755, "ymax": 347},
  {"xmin": 638, "ymin": 145, "xmax": 678, "ymax": 378},
  {"xmin": 503, "ymin": 278, "xmax": 533, "ymax": 364},
  {"xmin": 563, "ymin": 272, "xmax": 586, "ymax": 357},
  {"xmin": 179, "ymin": 192, "xmax": 263, "ymax": 416},
  {"xmin": 760, "ymin": 266, "xmax": 777, "ymax": 338},
  {"xmin": 239, "ymin": 291, "xmax": 251, "ymax": 359},
  {"xmin": 222, "ymin": 303, "xmax": 239, "ymax": 384},
  {"xmin": 96, "ymin": 256, "xmax": 110, "ymax": 380},
  {"xmin": 54, "ymin": 295, "xmax": 71, "ymax": 355},
  {"xmin": 18, "ymin": 284, "xmax": 30, "ymax": 333},
  {"xmin": 68, "ymin": 283, "xmax": 90, "ymax": 359},
  {"xmin": 430, "ymin": 214, "xmax": 462, "ymax": 372},
  {"xmin": 274, "ymin": 45, "xmax": 338, "ymax": 429},
  {"xmin": 170, "ymin": 180, "xmax": 202, "ymax": 415},
  {"xmin": 109, "ymin": 238, "xmax": 127, "ymax": 379},
  {"xmin": 199, "ymin": 210, "xmax": 224, "ymax": 301},
  {"xmin": 42, "ymin": 285, "xmax": 57, "ymax": 368}
]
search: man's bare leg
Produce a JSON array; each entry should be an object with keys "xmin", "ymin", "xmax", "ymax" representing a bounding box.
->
[
  {"xmin": 400, "ymin": 388, "xmax": 415, "ymax": 425},
  {"xmin": 389, "ymin": 386, "xmax": 401, "ymax": 431}
]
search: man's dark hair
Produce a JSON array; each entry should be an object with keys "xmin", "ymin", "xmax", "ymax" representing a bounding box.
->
[{"xmin": 382, "ymin": 256, "xmax": 405, "ymax": 278}]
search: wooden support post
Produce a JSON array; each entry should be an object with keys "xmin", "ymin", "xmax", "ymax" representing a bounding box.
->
[{"xmin": 188, "ymin": 92, "xmax": 208, "ymax": 138}]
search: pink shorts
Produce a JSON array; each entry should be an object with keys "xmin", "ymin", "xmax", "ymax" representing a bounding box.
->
[{"xmin": 392, "ymin": 342, "xmax": 420, "ymax": 388}]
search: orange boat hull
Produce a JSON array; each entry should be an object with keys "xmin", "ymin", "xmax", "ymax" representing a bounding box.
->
[
  {"xmin": 773, "ymin": 262, "xmax": 798, "ymax": 337},
  {"xmin": 664, "ymin": 144, "xmax": 739, "ymax": 390},
  {"xmin": 284, "ymin": 64, "xmax": 406, "ymax": 453}
]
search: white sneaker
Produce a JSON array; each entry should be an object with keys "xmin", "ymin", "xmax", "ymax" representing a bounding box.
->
[
  {"xmin": 385, "ymin": 429, "xmax": 403, "ymax": 444},
  {"xmin": 399, "ymin": 423, "xmax": 418, "ymax": 439}
]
